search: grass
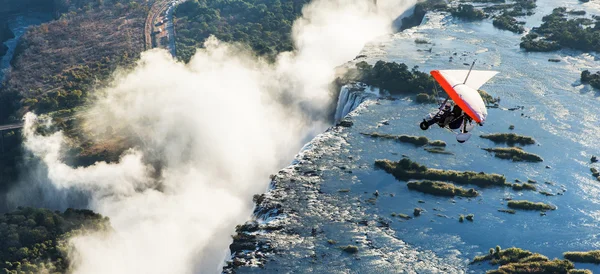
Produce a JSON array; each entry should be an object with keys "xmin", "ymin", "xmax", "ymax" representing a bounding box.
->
[
  {"xmin": 507, "ymin": 200, "xmax": 556, "ymax": 211},
  {"xmin": 482, "ymin": 147, "xmax": 543, "ymax": 162},
  {"xmin": 510, "ymin": 183, "xmax": 537, "ymax": 191},
  {"xmin": 472, "ymin": 247, "xmax": 575, "ymax": 274},
  {"xmin": 569, "ymin": 270, "xmax": 593, "ymax": 274},
  {"xmin": 563, "ymin": 250, "xmax": 600, "ymax": 264},
  {"xmin": 424, "ymin": 147, "xmax": 453, "ymax": 155},
  {"xmin": 480, "ymin": 133, "xmax": 536, "ymax": 146},
  {"xmin": 428, "ymin": 140, "xmax": 447, "ymax": 147},
  {"xmin": 362, "ymin": 132, "xmax": 429, "ymax": 146},
  {"xmin": 375, "ymin": 158, "xmax": 506, "ymax": 187},
  {"xmin": 407, "ymin": 180, "xmax": 478, "ymax": 197}
]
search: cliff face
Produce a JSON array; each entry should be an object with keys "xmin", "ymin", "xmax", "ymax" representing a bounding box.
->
[{"xmin": 0, "ymin": 21, "xmax": 15, "ymax": 57}]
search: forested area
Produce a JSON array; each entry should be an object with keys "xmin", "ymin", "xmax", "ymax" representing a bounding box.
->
[
  {"xmin": 0, "ymin": 0, "xmax": 148, "ymax": 123},
  {"xmin": 341, "ymin": 61, "xmax": 435, "ymax": 95},
  {"xmin": 520, "ymin": 7, "xmax": 600, "ymax": 52},
  {"xmin": 0, "ymin": 207, "xmax": 109, "ymax": 273},
  {"xmin": 174, "ymin": 0, "xmax": 311, "ymax": 62}
]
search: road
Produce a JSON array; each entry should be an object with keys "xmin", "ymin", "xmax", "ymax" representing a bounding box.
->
[{"xmin": 144, "ymin": 0, "xmax": 179, "ymax": 56}]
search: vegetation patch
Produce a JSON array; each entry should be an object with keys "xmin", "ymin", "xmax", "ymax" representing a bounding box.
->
[
  {"xmin": 472, "ymin": 246, "xmax": 575, "ymax": 274},
  {"xmin": 415, "ymin": 93, "xmax": 438, "ymax": 104},
  {"xmin": 0, "ymin": 207, "xmax": 110, "ymax": 273},
  {"xmin": 479, "ymin": 90, "xmax": 500, "ymax": 105},
  {"xmin": 340, "ymin": 245, "xmax": 359, "ymax": 254},
  {"xmin": 498, "ymin": 209, "xmax": 516, "ymax": 214},
  {"xmin": 361, "ymin": 132, "xmax": 429, "ymax": 146},
  {"xmin": 493, "ymin": 13, "xmax": 525, "ymax": 33},
  {"xmin": 451, "ymin": 4, "xmax": 486, "ymax": 20},
  {"xmin": 375, "ymin": 158, "xmax": 506, "ymax": 187},
  {"xmin": 563, "ymin": 250, "xmax": 600, "ymax": 264},
  {"xmin": 174, "ymin": 0, "xmax": 311, "ymax": 62},
  {"xmin": 581, "ymin": 70, "xmax": 600, "ymax": 90},
  {"xmin": 482, "ymin": 147, "xmax": 543, "ymax": 162},
  {"xmin": 407, "ymin": 180, "xmax": 478, "ymax": 197},
  {"xmin": 428, "ymin": 140, "xmax": 447, "ymax": 147},
  {"xmin": 340, "ymin": 61, "xmax": 435, "ymax": 95},
  {"xmin": 510, "ymin": 183, "xmax": 537, "ymax": 191},
  {"xmin": 520, "ymin": 7, "xmax": 600, "ymax": 53},
  {"xmin": 480, "ymin": 133, "xmax": 536, "ymax": 146},
  {"xmin": 507, "ymin": 200, "xmax": 556, "ymax": 211},
  {"xmin": 424, "ymin": 147, "xmax": 454, "ymax": 155}
]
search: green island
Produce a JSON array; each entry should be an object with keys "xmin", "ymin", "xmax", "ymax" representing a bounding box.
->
[
  {"xmin": 450, "ymin": 4, "xmax": 486, "ymax": 21},
  {"xmin": 424, "ymin": 147, "xmax": 453, "ymax": 155},
  {"xmin": 361, "ymin": 132, "xmax": 429, "ymax": 146},
  {"xmin": 471, "ymin": 246, "xmax": 580, "ymax": 274},
  {"xmin": 375, "ymin": 158, "xmax": 506, "ymax": 187},
  {"xmin": 563, "ymin": 250, "xmax": 600, "ymax": 264},
  {"xmin": 520, "ymin": 7, "xmax": 600, "ymax": 52},
  {"xmin": 341, "ymin": 61, "xmax": 435, "ymax": 95},
  {"xmin": 479, "ymin": 133, "xmax": 536, "ymax": 146},
  {"xmin": 482, "ymin": 147, "xmax": 543, "ymax": 162},
  {"xmin": 507, "ymin": 182, "xmax": 536, "ymax": 191},
  {"xmin": 407, "ymin": 180, "xmax": 478, "ymax": 197},
  {"xmin": 492, "ymin": 13, "xmax": 525, "ymax": 34},
  {"xmin": 581, "ymin": 70, "xmax": 600, "ymax": 90},
  {"xmin": 0, "ymin": 207, "xmax": 110, "ymax": 273},
  {"xmin": 507, "ymin": 200, "xmax": 555, "ymax": 211}
]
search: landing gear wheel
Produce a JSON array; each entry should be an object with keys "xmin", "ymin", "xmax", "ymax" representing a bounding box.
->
[{"xmin": 420, "ymin": 121, "xmax": 429, "ymax": 130}]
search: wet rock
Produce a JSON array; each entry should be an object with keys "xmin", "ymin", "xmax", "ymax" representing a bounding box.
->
[
  {"xmin": 592, "ymin": 156, "xmax": 598, "ymax": 163},
  {"xmin": 413, "ymin": 208, "xmax": 424, "ymax": 217},
  {"xmin": 337, "ymin": 119, "xmax": 354, "ymax": 127}
]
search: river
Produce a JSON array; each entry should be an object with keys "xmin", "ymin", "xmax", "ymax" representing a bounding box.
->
[
  {"xmin": 230, "ymin": 0, "xmax": 600, "ymax": 272},
  {"xmin": 0, "ymin": 12, "xmax": 52, "ymax": 83}
]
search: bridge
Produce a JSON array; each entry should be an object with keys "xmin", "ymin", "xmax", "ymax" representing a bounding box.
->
[{"xmin": 0, "ymin": 122, "xmax": 23, "ymax": 154}]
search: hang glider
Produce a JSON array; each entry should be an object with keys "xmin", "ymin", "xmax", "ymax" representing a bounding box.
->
[{"xmin": 420, "ymin": 62, "xmax": 499, "ymax": 143}]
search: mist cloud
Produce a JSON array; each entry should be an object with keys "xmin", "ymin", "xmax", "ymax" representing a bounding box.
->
[{"xmin": 15, "ymin": 0, "xmax": 415, "ymax": 273}]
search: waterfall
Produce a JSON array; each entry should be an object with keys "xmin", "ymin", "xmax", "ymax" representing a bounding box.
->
[{"xmin": 333, "ymin": 83, "xmax": 378, "ymax": 123}]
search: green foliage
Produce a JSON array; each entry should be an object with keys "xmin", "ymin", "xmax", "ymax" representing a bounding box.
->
[
  {"xmin": 492, "ymin": 13, "xmax": 525, "ymax": 33},
  {"xmin": 0, "ymin": 207, "xmax": 110, "ymax": 273},
  {"xmin": 415, "ymin": 93, "xmax": 436, "ymax": 104},
  {"xmin": 563, "ymin": 250, "xmax": 600, "ymax": 264},
  {"xmin": 428, "ymin": 140, "xmax": 446, "ymax": 147},
  {"xmin": 479, "ymin": 133, "xmax": 536, "ymax": 146},
  {"xmin": 361, "ymin": 132, "xmax": 429, "ymax": 146},
  {"xmin": 343, "ymin": 61, "xmax": 436, "ymax": 95},
  {"xmin": 482, "ymin": 147, "xmax": 543, "ymax": 162},
  {"xmin": 581, "ymin": 70, "xmax": 600, "ymax": 90},
  {"xmin": 507, "ymin": 200, "xmax": 556, "ymax": 211},
  {"xmin": 407, "ymin": 180, "xmax": 478, "ymax": 197},
  {"xmin": 510, "ymin": 183, "xmax": 536, "ymax": 191},
  {"xmin": 569, "ymin": 270, "xmax": 593, "ymax": 274},
  {"xmin": 374, "ymin": 158, "xmax": 506, "ymax": 187},
  {"xmin": 520, "ymin": 7, "xmax": 600, "ymax": 52},
  {"xmin": 174, "ymin": 0, "xmax": 310, "ymax": 62},
  {"xmin": 450, "ymin": 4, "xmax": 486, "ymax": 20}
]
